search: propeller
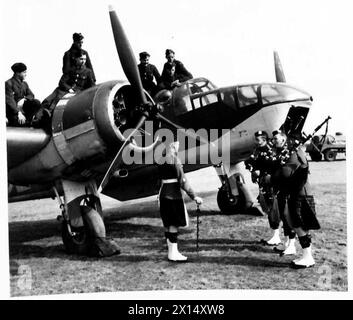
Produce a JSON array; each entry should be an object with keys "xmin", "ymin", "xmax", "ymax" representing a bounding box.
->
[
  {"xmin": 99, "ymin": 6, "xmax": 212, "ymax": 193},
  {"xmin": 109, "ymin": 6, "xmax": 148, "ymax": 106},
  {"xmin": 274, "ymin": 51, "xmax": 286, "ymax": 83}
]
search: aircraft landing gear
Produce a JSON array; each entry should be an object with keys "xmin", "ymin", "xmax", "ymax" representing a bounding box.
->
[
  {"xmin": 217, "ymin": 184, "xmax": 244, "ymax": 215},
  {"xmin": 54, "ymin": 180, "xmax": 120, "ymax": 257},
  {"xmin": 214, "ymin": 163, "xmax": 264, "ymax": 215}
]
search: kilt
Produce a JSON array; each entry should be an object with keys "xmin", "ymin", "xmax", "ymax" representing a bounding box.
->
[
  {"xmin": 159, "ymin": 198, "xmax": 188, "ymax": 228},
  {"xmin": 285, "ymin": 195, "xmax": 321, "ymax": 230}
]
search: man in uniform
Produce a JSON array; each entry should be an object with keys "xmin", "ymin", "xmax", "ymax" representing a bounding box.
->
[
  {"xmin": 160, "ymin": 49, "xmax": 193, "ymax": 88},
  {"xmin": 245, "ymin": 131, "xmax": 280, "ymax": 245},
  {"xmin": 63, "ymin": 32, "xmax": 96, "ymax": 82},
  {"xmin": 5, "ymin": 62, "xmax": 41, "ymax": 127},
  {"xmin": 266, "ymin": 130, "xmax": 320, "ymax": 267},
  {"xmin": 137, "ymin": 51, "xmax": 161, "ymax": 97},
  {"xmin": 158, "ymin": 141, "xmax": 203, "ymax": 262},
  {"xmin": 40, "ymin": 51, "xmax": 95, "ymax": 122}
]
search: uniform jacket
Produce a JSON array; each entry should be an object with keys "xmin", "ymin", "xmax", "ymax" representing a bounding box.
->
[
  {"xmin": 5, "ymin": 76, "xmax": 35, "ymax": 116},
  {"xmin": 138, "ymin": 63, "xmax": 161, "ymax": 92},
  {"xmin": 161, "ymin": 60, "xmax": 193, "ymax": 82},
  {"xmin": 59, "ymin": 65, "xmax": 95, "ymax": 92},
  {"xmin": 246, "ymin": 143, "xmax": 275, "ymax": 175},
  {"xmin": 158, "ymin": 155, "xmax": 196, "ymax": 200},
  {"xmin": 63, "ymin": 45, "xmax": 96, "ymax": 82},
  {"xmin": 271, "ymin": 148, "xmax": 311, "ymax": 196}
]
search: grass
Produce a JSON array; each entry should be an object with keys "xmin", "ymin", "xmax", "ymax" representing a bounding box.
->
[{"xmin": 9, "ymin": 181, "xmax": 347, "ymax": 296}]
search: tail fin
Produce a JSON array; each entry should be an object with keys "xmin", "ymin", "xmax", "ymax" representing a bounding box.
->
[{"xmin": 274, "ymin": 51, "xmax": 286, "ymax": 83}]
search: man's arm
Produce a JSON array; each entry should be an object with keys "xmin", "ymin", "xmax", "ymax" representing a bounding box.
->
[
  {"xmin": 24, "ymin": 82, "xmax": 35, "ymax": 100},
  {"xmin": 85, "ymin": 52, "xmax": 96, "ymax": 82},
  {"xmin": 58, "ymin": 73, "xmax": 73, "ymax": 92},
  {"xmin": 152, "ymin": 65, "xmax": 161, "ymax": 84},
  {"xmin": 5, "ymin": 81, "xmax": 18, "ymax": 114},
  {"xmin": 84, "ymin": 69, "xmax": 96, "ymax": 89},
  {"xmin": 176, "ymin": 61, "xmax": 193, "ymax": 81},
  {"xmin": 62, "ymin": 51, "xmax": 72, "ymax": 74}
]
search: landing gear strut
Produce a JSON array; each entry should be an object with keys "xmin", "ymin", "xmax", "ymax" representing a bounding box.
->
[
  {"xmin": 214, "ymin": 163, "xmax": 264, "ymax": 216},
  {"xmin": 54, "ymin": 180, "xmax": 120, "ymax": 257}
]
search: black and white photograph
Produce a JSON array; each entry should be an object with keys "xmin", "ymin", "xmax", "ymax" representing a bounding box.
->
[{"xmin": 1, "ymin": 0, "xmax": 351, "ymax": 300}]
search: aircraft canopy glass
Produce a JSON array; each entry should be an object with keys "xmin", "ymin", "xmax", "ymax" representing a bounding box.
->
[
  {"xmin": 171, "ymin": 79, "xmax": 312, "ymax": 116},
  {"xmin": 261, "ymin": 84, "xmax": 311, "ymax": 105}
]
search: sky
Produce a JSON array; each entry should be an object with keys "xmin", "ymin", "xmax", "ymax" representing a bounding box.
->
[
  {"xmin": 1, "ymin": 0, "xmax": 352, "ymax": 134},
  {"xmin": 0, "ymin": 0, "xmax": 352, "ymax": 299}
]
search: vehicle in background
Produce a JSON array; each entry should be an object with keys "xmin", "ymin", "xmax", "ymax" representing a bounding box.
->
[{"xmin": 306, "ymin": 132, "xmax": 346, "ymax": 161}]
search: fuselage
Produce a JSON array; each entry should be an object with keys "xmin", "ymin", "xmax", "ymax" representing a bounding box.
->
[{"xmin": 7, "ymin": 77, "xmax": 312, "ymax": 202}]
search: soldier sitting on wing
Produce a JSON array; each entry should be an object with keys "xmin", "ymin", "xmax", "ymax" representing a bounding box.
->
[
  {"xmin": 36, "ymin": 50, "xmax": 95, "ymax": 127},
  {"xmin": 5, "ymin": 62, "xmax": 41, "ymax": 127},
  {"xmin": 63, "ymin": 32, "xmax": 96, "ymax": 82},
  {"xmin": 137, "ymin": 51, "xmax": 161, "ymax": 97},
  {"xmin": 161, "ymin": 49, "xmax": 192, "ymax": 83}
]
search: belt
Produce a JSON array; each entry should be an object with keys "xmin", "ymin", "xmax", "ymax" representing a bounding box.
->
[{"xmin": 162, "ymin": 179, "xmax": 178, "ymax": 184}]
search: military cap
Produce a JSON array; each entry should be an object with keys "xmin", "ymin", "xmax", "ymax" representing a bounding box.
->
[
  {"xmin": 165, "ymin": 49, "xmax": 175, "ymax": 56},
  {"xmin": 139, "ymin": 51, "xmax": 150, "ymax": 59},
  {"xmin": 272, "ymin": 129, "xmax": 282, "ymax": 136},
  {"xmin": 73, "ymin": 32, "xmax": 84, "ymax": 41},
  {"xmin": 11, "ymin": 62, "xmax": 27, "ymax": 73},
  {"xmin": 254, "ymin": 130, "xmax": 268, "ymax": 138}
]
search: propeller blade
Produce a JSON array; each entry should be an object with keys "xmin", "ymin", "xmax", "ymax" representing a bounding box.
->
[
  {"xmin": 155, "ymin": 112, "xmax": 213, "ymax": 146},
  {"xmin": 98, "ymin": 115, "xmax": 147, "ymax": 193},
  {"xmin": 109, "ymin": 5, "xmax": 147, "ymax": 105},
  {"xmin": 274, "ymin": 51, "xmax": 286, "ymax": 83}
]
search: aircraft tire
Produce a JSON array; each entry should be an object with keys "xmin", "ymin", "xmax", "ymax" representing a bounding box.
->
[
  {"xmin": 324, "ymin": 149, "xmax": 336, "ymax": 162},
  {"xmin": 217, "ymin": 187, "xmax": 245, "ymax": 215},
  {"xmin": 61, "ymin": 221, "xmax": 90, "ymax": 255},
  {"xmin": 309, "ymin": 151, "xmax": 322, "ymax": 162}
]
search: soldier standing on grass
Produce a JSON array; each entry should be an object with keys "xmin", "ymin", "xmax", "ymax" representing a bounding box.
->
[
  {"xmin": 158, "ymin": 141, "xmax": 203, "ymax": 262},
  {"xmin": 264, "ymin": 130, "xmax": 321, "ymax": 268}
]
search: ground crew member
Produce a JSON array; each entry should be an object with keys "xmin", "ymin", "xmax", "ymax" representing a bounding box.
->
[
  {"xmin": 266, "ymin": 130, "xmax": 320, "ymax": 267},
  {"xmin": 137, "ymin": 51, "xmax": 161, "ymax": 97},
  {"xmin": 63, "ymin": 32, "xmax": 95, "ymax": 82},
  {"xmin": 5, "ymin": 63, "xmax": 41, "ymax": 127},
  {"xmin": 158, "ymin": 141, "xmax": 203, "ymax": 262}
]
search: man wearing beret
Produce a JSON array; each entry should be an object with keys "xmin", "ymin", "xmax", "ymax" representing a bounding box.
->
[
  {"xmin": 5, "ymin": 63, "xmax": 41, "ymax": 126},
  {"xmin": 137, "ymin": 51, "xmax": 161, "ymax": 97},
  {"xmin": 160, "ymin": 49, "xmax": 193, "ymax": 87},
  {"xmin": 63, "ymin": 32, "xmax": 96, "ymax": 82}
]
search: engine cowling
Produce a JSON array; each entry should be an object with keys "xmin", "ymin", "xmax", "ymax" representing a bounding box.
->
[{"xmin": 8, "ymin": 81, "xmax": 155, "ymax": 185}]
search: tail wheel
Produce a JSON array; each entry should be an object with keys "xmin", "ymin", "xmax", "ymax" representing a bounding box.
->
[
  {"xmin": 217, "ymin": 186, "xmax": 245, "ymax": 215},
  {"xmin": 309, "ymin": 152, "xmax": 322, "ymax": 161},
  {"xmin": 324, "ymin": 150, "xmax": 337, "ymax": 161}
]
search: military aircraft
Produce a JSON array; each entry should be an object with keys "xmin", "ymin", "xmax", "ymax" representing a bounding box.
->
[{"xmin": 7, "ymin": 6, "xmax": 313, "ymax": 256}]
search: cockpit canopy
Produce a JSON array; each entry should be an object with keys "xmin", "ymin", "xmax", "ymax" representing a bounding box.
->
[{"xmin": 171, "ymin": 77, "xmax": 312, "ymax": 116}]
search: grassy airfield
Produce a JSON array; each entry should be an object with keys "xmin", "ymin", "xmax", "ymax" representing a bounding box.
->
[{"xmin": 8, "ymin": 160, "xmax": 347, "ymax": 296}]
